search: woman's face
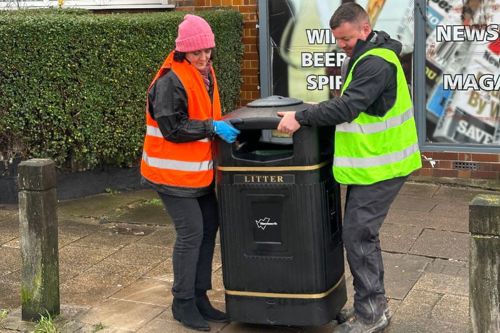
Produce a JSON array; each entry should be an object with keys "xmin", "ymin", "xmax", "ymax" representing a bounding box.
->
[{"xmin": 186, "ymin": 49, "xmax": 212, "ymax": 70}]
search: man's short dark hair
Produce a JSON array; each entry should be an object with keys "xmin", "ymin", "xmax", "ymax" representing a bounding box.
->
[{"xmin": 330, "ymin": 3, "xmax": 370, "ymax": 29}]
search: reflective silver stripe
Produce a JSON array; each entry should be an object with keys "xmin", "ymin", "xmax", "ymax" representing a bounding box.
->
[
  {"xmin": 334, "ymin": 143, "xmax": 419, "ymax": 168},
  {"xmin": 146, "ymin": 125, "xmax": 210, "ymax": 143},
  {"xmin": 336, "ymin": 108, "xmax": 414, "ymax": 134},
  {"xmin": 146, "ymin": 125, "xmax": 164, "ymax": 138},
  {"xmin": 142, "ymin": 152, "xmax": 213, "ymax": 171}
]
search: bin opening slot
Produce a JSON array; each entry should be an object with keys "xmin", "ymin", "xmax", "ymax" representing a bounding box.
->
[{"xmin": 233, "ymin": 129, "xmax": 293, "ymax": 162}]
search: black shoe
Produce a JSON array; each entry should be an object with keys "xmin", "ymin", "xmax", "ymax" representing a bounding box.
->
[
  {"xmin": 172, "ymin": 298, "xmax": 210, "ymax": 331},
  {"xmin": 336, "ymin": 307, "xmax": 392, "ymax": 324},
  {"xmin": 332, "ymin": 314, "xmax": 389, "ymax": 333},
  {"xmin": 333, "ymin": 314, "xmax": 388, "ymax": 333},
  {"xmin": 195, "ymin": 293, "xmax": 229, "ymax": 323}
]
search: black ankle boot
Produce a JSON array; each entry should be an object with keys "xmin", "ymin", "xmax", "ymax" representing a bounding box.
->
[
  {"xmin": 172, "ymin": 298, "xmax": 210, "ymax": 331},
  {"xmin": 195, "ymin": 291, "xmax": 229, "ymax": 323}
]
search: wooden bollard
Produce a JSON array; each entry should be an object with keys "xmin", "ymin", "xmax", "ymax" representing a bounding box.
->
[
  {"xmin": 469, "ymin": 194, "xmax": 500, "ymax": 333},
  {"xmin": 18, "ymin": 159, "xmax": 60, "ymax": 321}
]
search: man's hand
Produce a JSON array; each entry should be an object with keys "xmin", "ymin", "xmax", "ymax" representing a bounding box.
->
[{"xmin": 277, "ymin": 111, "xmax": 301, "ymax": 135}]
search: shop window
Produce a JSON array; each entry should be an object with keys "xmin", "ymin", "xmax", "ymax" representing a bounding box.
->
[
  {"xmin": 263, "ymin": 0, "xmax": 415, "ymax": 103},
  {"xmin": 424, "ymin": 0, "xmax": 499, "ymax": 147}
]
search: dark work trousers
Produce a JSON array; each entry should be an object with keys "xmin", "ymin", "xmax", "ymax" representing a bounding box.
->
[
  {"xmin": 158, "ymin": 191, "xmax": 219, "ymax": 300},
  {"xmin": 343, "ymin": 176, "xmax": 408, "ymax": 324}
]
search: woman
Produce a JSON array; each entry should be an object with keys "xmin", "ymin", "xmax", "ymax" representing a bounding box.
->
[{"xmin": 141, "ymin": 14, "xmax": 239, "ymax": 332}]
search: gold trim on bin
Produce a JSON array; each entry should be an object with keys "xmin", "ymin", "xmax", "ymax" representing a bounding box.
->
[
  {"xmin": 225, "ymin": 274, "xmax": 344, "ymax": 299},
  {"xmin": 217, "ymin": 160, "xmax": 330, "ymax": 172}
]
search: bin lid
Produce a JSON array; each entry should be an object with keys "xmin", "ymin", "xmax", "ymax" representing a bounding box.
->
[
  {"xmin": 223, "ymin": 95, "xmax": 309, "ymax": 130},
  {"xmin": 247, "ymin": 95, "xmax": 303, "ymax": 108}
]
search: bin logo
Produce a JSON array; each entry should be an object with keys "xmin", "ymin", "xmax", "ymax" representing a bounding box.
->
[{"xmin": 255, "ymin": 217, "xmax": 278, "ymax": 230}]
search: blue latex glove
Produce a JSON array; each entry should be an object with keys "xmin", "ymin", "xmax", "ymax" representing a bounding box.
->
[{"xmin": 213, "ymin": 120, "xmax": 240, "ymax": 143}]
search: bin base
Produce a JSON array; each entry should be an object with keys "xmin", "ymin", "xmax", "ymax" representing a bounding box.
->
[{"xmin": 225, "ymin": 277, "xmax": 347, "ymax": 326}]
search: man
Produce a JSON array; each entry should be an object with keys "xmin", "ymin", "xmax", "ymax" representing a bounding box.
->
[{"xmin": 277, "ymin": 3, "xmax": 421, "ymax": 333}]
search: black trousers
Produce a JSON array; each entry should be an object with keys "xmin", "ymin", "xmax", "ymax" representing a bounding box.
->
[
  {"xmin": 158, "ymin": 191, "xmax": 219, "ymax": 299},
  {"xmin": 343, "ymin": 176, "xmax": 407, "ymax": 324}
]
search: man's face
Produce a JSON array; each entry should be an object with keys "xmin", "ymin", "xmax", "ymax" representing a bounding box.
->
[{"xmin": 332, "ymin": 21, "xmax": 371, "ymax": 57}]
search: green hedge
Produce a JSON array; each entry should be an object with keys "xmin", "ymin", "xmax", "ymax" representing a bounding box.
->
[{"xmin": 0, "ymin": 9, "xmax": 243, "ymax": 170}]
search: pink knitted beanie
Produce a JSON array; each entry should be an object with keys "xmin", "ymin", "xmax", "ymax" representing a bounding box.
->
[{"xmin": 175, "ymin": 14, "xmax": 215, "ymax": 52}]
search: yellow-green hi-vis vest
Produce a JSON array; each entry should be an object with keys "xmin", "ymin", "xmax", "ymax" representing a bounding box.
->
[{"xmin": 333, "ymin": 48, "xmax": 422, "ymax": 185}]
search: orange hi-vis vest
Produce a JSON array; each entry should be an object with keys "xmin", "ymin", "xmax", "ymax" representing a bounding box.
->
[{"xmin": 141, "ymin": 51, "xmax": 222, "ymax": 188}]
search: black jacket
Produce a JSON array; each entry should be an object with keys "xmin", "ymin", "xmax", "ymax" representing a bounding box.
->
[
  {"xmin": 147, "ymin": 70, "xmax": 214, "ymax": 142},
  {"xmin": 295, "ymin": 31, "xmax": 402, "ymax": 126}
]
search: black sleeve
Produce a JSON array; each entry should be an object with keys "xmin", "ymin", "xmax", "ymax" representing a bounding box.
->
[
  {"xmin": 148, "ymin": 71, "xmax": 214, "ymax": 143},
  {"xmin": 295, "ymin": 56, "xmax": 395, "ymax": 127}
]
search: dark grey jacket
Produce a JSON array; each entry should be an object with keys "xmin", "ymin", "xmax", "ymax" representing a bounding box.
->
[{"xmin": 295, "ymin": 31, "xmax": 402, "ymax": 126}]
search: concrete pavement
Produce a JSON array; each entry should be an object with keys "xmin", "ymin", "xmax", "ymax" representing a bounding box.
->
[{"xmin": 0, "ymin": 181, "xmax": 496, "ymax": 332}]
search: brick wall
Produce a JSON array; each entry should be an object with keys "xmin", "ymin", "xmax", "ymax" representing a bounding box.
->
[
  {"xmin": 412, "ymin": 151, "xmax": 500, "ymax": 187},
  {"xmin": 176, "ymin": 0, "xmax": 260, "ymax": 106}
]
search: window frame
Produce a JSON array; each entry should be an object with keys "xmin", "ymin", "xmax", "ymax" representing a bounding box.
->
[{"xmin": 0, "ymin": 0, "xmax": 174, "ymax": 10}]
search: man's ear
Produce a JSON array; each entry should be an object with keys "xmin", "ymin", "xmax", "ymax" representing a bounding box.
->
[{"xmin": 361, "ymin": 21, "xmax": 372, "ymax": 39}]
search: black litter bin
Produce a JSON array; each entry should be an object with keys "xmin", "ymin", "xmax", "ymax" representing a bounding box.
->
[{"xmin": 216, "ymin": 96, "xmax": 347, "ymax": 326}]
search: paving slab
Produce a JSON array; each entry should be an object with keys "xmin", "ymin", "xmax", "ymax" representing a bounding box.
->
[
  {"xmin": 0, "ymin": 271, "xmax": 20, "ymax": 309},
  {"xmin": 110, "ymin": 278, "xmax": 171, "ymax": 307},
  {"xmin": 384, "ymin": 318, "xmax": 468, "ymax": 333},
  {"xmin": 209, "ymin": 267, "xmax": 227, "ymax": 304},
  {"xmin": 0, "ymin": 206, "xmax": 17, "ymax": 220},
  {"xmin": 110, "ymin": 199, "xmax": 172, "ymax": 226},
  {"xmin": 1, "ymin": 305, "xmax": 91, "ymax": 333},
  {"xmin": 388, "ymin": 288, "xmax": 439, "ymax": 319},
  {"xmin": 424, "ymin": 258, "xmax": 468, "ymax": 277},
  {"xmin": 2, "ymin": 307, "xmax": 37, "ymax": 333},
  {"xmin": 135, "ymin": 315, "xmax": 203, "ymax": 333},
  {"xmin": 58, "ymin": 218, "xmax": 102, "ymax": 247},
  {"xmin": 398, "ymin": 182, "xmax": 439, "ymax": 197},
  {"xmin": 77, "ymin": 298, "xmax": 166, "ymax": 332},
  {"xmin": 0, "ymin": 217, "xmax": 18, "ymax": 246},
  {"xmin": 383, "ymin": 253, "xmax": 432, "ymax": 300},
  {"xmin": 413, "ymin": 272, "xmax": 468, "ymax": 297},
  {"xmin": 432, "ymin": 294, "xmax": 469, "ymax": 326},
  {"xmin": 409, "ymin": 229, "xmax": 469, "ymax": 261},
  {"xmin": 1, "ymin": 238, "xmax": 19, "ymax": 249},
  {"xmin": 116, "ymin": 189, "xmax": 159, "ymax": 202},
  {"xmin": 69, "ymin": 225, "xmax": 142, "ymax": 250},
  {"xmin": 0, "ymin": 247, "xmax": 20, "ymax": 277},
  {"xmin": 432, "ymin": 186, "xmax": 494, "ymax": 202},
  {"xmin": 380, "ymin": 223, "xmax": 422, "ymax": 253},
  {"xmin": 136, "ymin": 308, "xmax": 229, "ymax": 333},
  {"xmin": 384, "ymin": 208, "xmax": 426, "ymax": 226},
  {"xmin": 59, "ymin": 244, "xmax": 117, "ymax": 283},
  {"xmin": 428, "ymin": 201, "xmax": 469, "ymax": 219},
  {"xmin": 421, "ymin": 213, "xmax": 469, "ymax": 233},
  {"xmin": 135, "ymin": 227, "xmax": 176, "ymax": 248},
  {"xmin": 143, "ymin": 259, "xmax": 174, "ymax": 281},
  {"xmin": 213, "ymin": 244, "xmax": 223, "ymax": 271},
  {"xmin": 104, "ymin": 242, "xmax": 167, "ymax": 268},
  {"xmin": 391, "ymin": 195, "xmax": 437, "ymax": 213},
  {"xmin": 386, "ymin": 289, "xmax": 468, "ymax": 333},
  {"xmin": 58, "ymin": 193, "xmax": 144, "ymax": 219},
  {"xmin": 60, "ymin": 261, "xmax": 152, "ymax": 306}
]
